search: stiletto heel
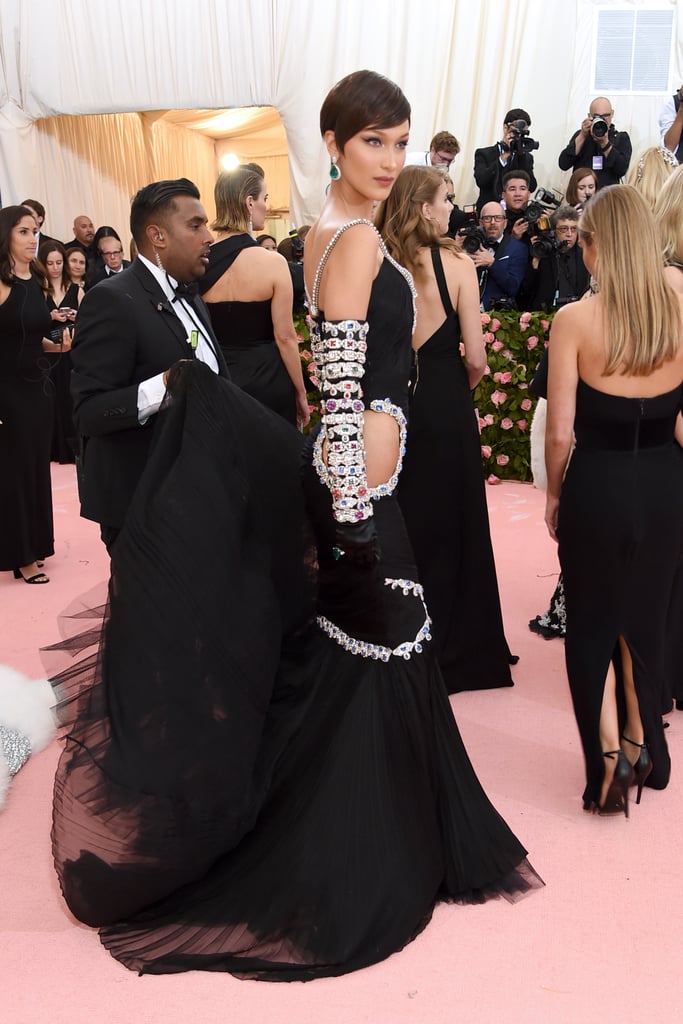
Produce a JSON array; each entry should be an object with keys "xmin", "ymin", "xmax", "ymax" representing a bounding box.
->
[
  {"xmin": 594, "ymin": 750, "xmax": 634, "ymax": 818},
  {"xmin": 621, "ymin": 734, "xmax": 652, "ymax": 805}
]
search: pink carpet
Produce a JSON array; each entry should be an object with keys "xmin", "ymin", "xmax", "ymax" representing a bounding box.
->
[{"xmin": 3, "ymin": 465, "xmax": 683, "ymax": 1024}]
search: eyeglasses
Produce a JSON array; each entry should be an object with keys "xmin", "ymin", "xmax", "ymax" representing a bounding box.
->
[
  {"xmin": 446, "ymin": 194, "xmax": 455, "ymax": 205},
  {"xmin": 480, "ymin": 215, "xmax": 505, "ymax": 223},
  {"xmin": 101, "ymin": 249, "xmax": 123, "ymax": 257}
]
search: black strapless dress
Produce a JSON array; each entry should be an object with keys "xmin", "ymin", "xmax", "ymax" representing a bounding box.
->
[
  {"xmin": 199, "ymin": 235, "xmax": 297, "ymax": 425},
  {"xmin": 558, "ymin": 379, "xmax": 683, "ymax": 808},
  {"xmin": 399, "ymin": 246, "xmax": 515, "ymax": 692},
  {"xmin": 50, "ymin": 242, "xmax": 541, "ymax": 980}
]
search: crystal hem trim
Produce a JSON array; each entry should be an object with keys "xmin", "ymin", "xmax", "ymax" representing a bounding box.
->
[
  {"xmin": 316, "ymin": 578, "xmax": 432, "ymax": 662},
  {"xmin": 313, "ymin": 398, "xmax": 407, "ymax": 500}
]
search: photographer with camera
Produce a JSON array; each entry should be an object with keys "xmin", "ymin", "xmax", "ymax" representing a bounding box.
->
[
  {"xmin": 558, "ymin": 97, "xmax": 632, "ymax": 188},
  {"xmin": 658, "ymin": 83, "xmax": 683, "ymax": 163},
  {"xmin": 464, "ymin": 201, "xmax": 528, "ymax": 311},
  {"xmin": 473, "ymin": 108, "xmax": 538, "ymax": 212},
  {"xmin": 525, "ymin": 205, "xmax": 590, "ymax": 312}
]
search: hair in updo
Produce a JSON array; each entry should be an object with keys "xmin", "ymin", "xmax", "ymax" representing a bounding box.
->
[{"xmin": 320, "ymin": 70, "xmax": 411, "ymax": 152}]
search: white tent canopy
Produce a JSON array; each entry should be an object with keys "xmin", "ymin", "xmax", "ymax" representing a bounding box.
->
[{"xmin": 1, "ymin": 0, "xmax": 681, "ymax": 243}]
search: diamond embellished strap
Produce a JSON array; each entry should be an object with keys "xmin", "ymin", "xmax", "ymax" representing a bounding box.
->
[{"xmin": 315, "ymin": 318, "xmax": 371, "ymax": 523}]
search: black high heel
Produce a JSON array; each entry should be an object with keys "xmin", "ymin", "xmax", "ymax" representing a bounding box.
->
[
  {"xmin": 594, "ymin": 750, "xmax": 635, "ymax": 818},
  {"xmin": 621, "ymin": 735, "xmax": 652, "ymax": 805}
]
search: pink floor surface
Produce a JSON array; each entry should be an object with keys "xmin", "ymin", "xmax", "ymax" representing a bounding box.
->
[{"xmin": 2, "ymin": 465, "xmax": 683, "ymax": 1024}]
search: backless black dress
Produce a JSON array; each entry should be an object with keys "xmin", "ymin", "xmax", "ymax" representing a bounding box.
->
[
  {"xmin": 559, "ymin": 379, "xmax": 683, "ymax": 808},
  {"xmin": 399, "ymin": 246, "xmax": 515, "ymax": 692},
  {"xmin": 51, "ymin": 223, "xmax": 541, "ymax": 980}
]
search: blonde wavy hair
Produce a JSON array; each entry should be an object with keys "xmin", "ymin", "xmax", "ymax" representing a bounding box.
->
[
  {"xmin": 580, "ymin": 184, "xmax": 681, "ymax": 375},
  {"xmin": 625, "ymin": 146, "xmax": 679, "ymax": 211},
  {"xmin": 374, "ymin": 165, "xmax": 458, "ymax": 274},
  {"xmin": 654, "ymin": 163, "xmax": 683, "ymax": 268}
]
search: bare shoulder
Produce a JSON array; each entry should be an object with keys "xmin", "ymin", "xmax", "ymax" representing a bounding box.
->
[
  {"xmin": 440, "ymin": 246, "xmax": 477, "ymax": 284},
  {"xmin": 551, "ymin": 294, "xmax": 596, "ymax": 336}
]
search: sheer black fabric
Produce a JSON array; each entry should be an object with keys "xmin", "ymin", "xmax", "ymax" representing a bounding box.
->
[
  {"xmin": 398, "ymin": 247, "xmax": 515, "ymax": 693},
  {"xmin": 559, "ymin": 379, "xmax": 683, "ymax": 808},
  {"xmin": 51, "ymin": 361, "xmax": 542, "ymax": 979}
]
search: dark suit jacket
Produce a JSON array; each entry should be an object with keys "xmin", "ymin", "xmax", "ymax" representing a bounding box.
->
[
  {"xmin": 558, "ymin": 127, "xmax": 632, "ymax": 187},
  {"xmin": 473, "ymin": 143, "xmax": 537, "ymax": 211},
  {"xmin": 88, "ymin": 261, "xmax": 132, "ymax": 287},
  {"xmin": 71, "ymin": 258, "xmax": 227, "ymax": 528},
  {"xmin": 480, "ymin": 236, "xmax": 528, "ymax": 310}
]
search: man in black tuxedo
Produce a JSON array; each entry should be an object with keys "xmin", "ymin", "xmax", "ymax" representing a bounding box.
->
[
  {"xmin": 70, "ymin": 178, "xmax": 226, "ymax": 552},
  {"xmin": 473, "ymin": 108, "xmax": 538, "ymax": 212}
]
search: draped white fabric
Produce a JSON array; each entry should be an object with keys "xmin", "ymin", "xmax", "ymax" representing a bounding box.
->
[{"xmin": 0, "ymin": 0, "xmax": 681, "ymax": 241}]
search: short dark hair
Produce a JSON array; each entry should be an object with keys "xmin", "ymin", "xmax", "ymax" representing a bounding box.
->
[
  {"xmin": 502, "ymin": 169, "xmax": 530, "ymax": 189},
  {"xmin": 504, "ymin": 108, "xmax": 531, "ymax": 127},
  {"xmin": 129, "ymin": 178, "xmax": 200, "ymax": 246},
  {"xmin": 320, "ymin": 69, "xmax": 411, "ymax": 152},
  {"xmin": 552, "ymin": 204, "xmax": 580, "ymax": 227},
  {"xmin": 21, "ymin": 198, "xmax": 45, "ymax": 220},
  {"xmin": 0, "ymin": 206, "xmax": 36, "ymax": 284}
]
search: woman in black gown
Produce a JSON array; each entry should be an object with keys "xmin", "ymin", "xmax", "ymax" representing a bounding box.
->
[
  {"xmin": 39, "ymin": 241, "xmax": 81, "ymax": 464},
  {"xmin": 50, "ymin": 72, "xmax": 541, "ymax": 980},
  {"xmin": 198, "ymin": 165, "xmax": 309, "ymax": 427},
  {"xmin": 377, "ymin": 165, "xmax": 516, "ymax": 692},
  {"xmin": 545, "ymin": 185, "xmax": 683, "ymax": 815},
  {"xmin": 0, "ymin": 207, "xmax": 55, "ymax": 583}
]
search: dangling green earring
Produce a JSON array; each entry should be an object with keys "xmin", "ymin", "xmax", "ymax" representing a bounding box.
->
[{"xmin": 329, "ymin": 157, "xmax": 341, "ymax": 181}]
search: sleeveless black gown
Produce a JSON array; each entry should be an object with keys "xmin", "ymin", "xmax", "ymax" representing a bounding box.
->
[
  {"xmin": 0, "ymin": 275, "xmax": 54, "ymax": 570},
  {"xmin": 51, "ymin": 239, "xmax": 541, "ymax": 979},
  {"xmin": 559, "ymin": 379, "xmax": 683, "ymax": 808},
  {"xmin": 399, "ymin": 246, "xmax": 514, "ymax": 693},
  {"xmin": 46, "ymin": 282, "xmax": 79, "ymax": 464},
  {"xmin": 199, "ymin": 234, "xmax": 297, "ymax": 425}
]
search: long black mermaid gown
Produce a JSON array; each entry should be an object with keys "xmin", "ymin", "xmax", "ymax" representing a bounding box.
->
[
  {"xmin": 199, "ymin": 234, "xmax": 297, "ymax": 425},
  {"xmin": 51, "ymin": 223, "xmax": 541, "ymax": 980},
  {"xmin": 0, "ymin": 275, "xmax": 54, "ymax": 571},
  {"xmin": 399, "ymin": 246, "xmax": 514, "ymax": 693},
  {"xmin": 559, "ymin": 379, "xmax": 683, "ymax": 808},
  {"xmin": 45, "ymin": 283, "xmax": 79, "ymax": 463}
]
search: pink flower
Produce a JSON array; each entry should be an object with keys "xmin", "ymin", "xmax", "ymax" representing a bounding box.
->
[
  {"xmin": 491, "ymin": 339, "xmax": 504, "ymax": 352},
  {"xmin": 484, "ymin": 413, "xmax": 495, "ymax": 425},
  {"xmin": 527, "ymin": 336, "xmax": 539, "ymax": 350},
  {"xmin": 484, "ymin": 331, "xmax": 495, "ymax": 344},
  {"xmin": 518, "ymin": 382, "xmax": 528, "ymax": 390},
  {"xmin": 490, "ymin": 318, "xmax": 501, "ymax": 332},
  {"xmin": 521, "ymin": 398, "xmax": 532, "ymax": 411},
  {"xmin": 301, "ymin": 349, "xmax": 312, "ymax": 360},
  {"xmin": 491, "ymin": 389, "xmax": 507, "ymax": 407},
  {"xmin": 481, "ymin": 313, "xmax": 491, "ymax": 326},
  {"xmin": 500, "ymin": 418, "xmax": 514, "ymax": 430},
  {"xmin": 541, "ymin": 319, "xmax": 550, "ymax": 331},
  {"xmin": 519, "ymin": 311, "xmax": 532, "ymax": 325},
  {"xmin": 481, "ymin": 445, "xmax": 492, "ymax": 459},
  {"xmin": 502, "ymin": 349, "xmax": 512, "ymax": 359},
  {"xmin": 496, "ymin": 454, "xmax": 509, "ymax": 466},
  {"xmin": 487, "ymin": 474, "xmax": 501, "ymax": 485},
  {"xmin": 516, "ymin": 419, "xmax": 528, "ymax": 431},
  {"xmin": 484, "ymin": 364, "xmax": 491, "ymax": 375},
  {"xmin": 498, "ymin": 371, "xmax": 512, "ymax": 384}
]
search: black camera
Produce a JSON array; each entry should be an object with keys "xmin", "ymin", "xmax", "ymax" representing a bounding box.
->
[
  {"xmin": 590, "ymin": 114, "xmax": 609, "ymax": 139},
  {"xmin": 459, "ymin": 225, "xmax": 491, "ymax": 254},
  {"xmin": 506, "ymin": 118, "xmax": 540, "ymax": 155},
  {"xmin": 530, "ymin": 233, "xmax": 568, "ymax": 259},
  {"xmin": 289, "ymin": 229, "xmax": 304, "ymax": 260}
]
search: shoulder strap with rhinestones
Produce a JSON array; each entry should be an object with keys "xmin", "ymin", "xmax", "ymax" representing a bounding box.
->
[{"xmin": 310, "ymin": 218, "xmax": 380, "ymax": 315}]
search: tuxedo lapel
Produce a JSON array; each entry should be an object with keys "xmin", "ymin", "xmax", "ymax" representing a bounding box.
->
[{"xmin": 129, "ymin": 259, "xmax": 189, "ymax": 353}]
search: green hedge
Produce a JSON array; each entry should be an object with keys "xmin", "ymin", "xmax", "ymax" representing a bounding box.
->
[
  {"xmin": 297, "ymin": 309, "xmax": 553, "ymax": 483},
  {"xmin": 474, "ymin": 310, "xmax": 553, "ymax": 482}
]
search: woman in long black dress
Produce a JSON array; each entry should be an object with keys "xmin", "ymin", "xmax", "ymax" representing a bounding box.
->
[
  {"xmin": 39, "ymin": 240, "xmax": 81, "ymax": 464},
  {"xmin": 50, "ymin": 71, "xmax": 541, "ymax": 980},
  {"xmin": 545, "ymin": 185, "xmax": 683, "ymax": 815},
  {"xmin": 198, "ymin": 165, "xmax": 309, "ymax": 427},
  {"xmin": 0, "ymin": 207, "xmax": 55, "ymax": 583},
  {"xmin": 377, "ymin": 165, "xmax": 516, "ymax": 692}
]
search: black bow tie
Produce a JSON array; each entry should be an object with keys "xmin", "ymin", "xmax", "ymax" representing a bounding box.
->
[{"xmin": 173, "ymin": 281, "xmax": 199, "ymax": 300}]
